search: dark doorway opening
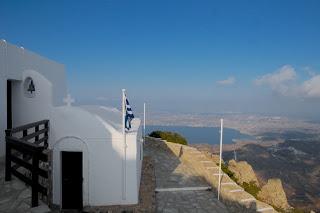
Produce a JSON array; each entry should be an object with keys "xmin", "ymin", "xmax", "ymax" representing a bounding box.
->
[
  {"xmin": 7, "ymin": 80, "xmax": 12, "ymax": 129},
  {"xmin": 61, "ymin": 151, "xmax": 83, "ymax": 210}
]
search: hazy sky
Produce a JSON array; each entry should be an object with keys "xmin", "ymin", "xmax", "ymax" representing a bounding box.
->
[{"xmin": 1, "ymin": 0, "xmax": 320, "ymax": 119}]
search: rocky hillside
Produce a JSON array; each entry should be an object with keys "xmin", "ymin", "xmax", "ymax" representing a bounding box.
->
[
  {"xmin": 226, "ymin": 159, "xmax": 291, "ymax": 212},
  {"xmin": 228, "ymin": 160, "xmax": 260, "ymax": 186},
  {"xmin": 223, "ymin": 139, "xmax": 320, "ymax": 211},
  {"xmin": 257, "ymin": 179, "xmax": 290, "ymax": 211}
]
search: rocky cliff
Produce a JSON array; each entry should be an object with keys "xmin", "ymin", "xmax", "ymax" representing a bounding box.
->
[
  {"xmin": 228, "ymin": 160, "xmax": 260, "ymax": 186},
  {"xmin": 258, "ymin": 179, "xmax": 291, "ymax": 211},
  {"xmin": 227, "ymin": 159, "xmax": 291, "ymax": 211}
]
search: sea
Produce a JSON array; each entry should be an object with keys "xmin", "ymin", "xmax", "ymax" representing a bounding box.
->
[{"xmin": 146, "ymin": 125, "xmax": 254, "ymax": 145}]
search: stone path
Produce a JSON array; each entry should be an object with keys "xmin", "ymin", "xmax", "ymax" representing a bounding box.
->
[
  {"xmin": 0, "ymin": 157, "xmax": 31, "ymax": 213},
  {"xmin": 144, "ymin": 139, "xmax": 229, "ymax": 213},
  {"xmin": 156, "ymin": 190, "xmax": 228, "ymax": 213},
  {"xmin": 0, "ymin": 158, "xmax": 50, "ymax": 213}
]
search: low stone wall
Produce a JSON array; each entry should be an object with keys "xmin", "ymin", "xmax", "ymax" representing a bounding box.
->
[{"xmin": 147, "ymin": 137, "xmax": 277, "ymax": 213}]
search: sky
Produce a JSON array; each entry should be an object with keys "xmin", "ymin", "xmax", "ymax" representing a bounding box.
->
[{"xmin": 1, "ymin": 0, "xmax": 320, "ymax": 119}]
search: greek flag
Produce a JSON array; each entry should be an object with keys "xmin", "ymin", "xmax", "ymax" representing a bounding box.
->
[{"xmin": 125, "ymin": 96, "xmax": 134, "ymax": 130}]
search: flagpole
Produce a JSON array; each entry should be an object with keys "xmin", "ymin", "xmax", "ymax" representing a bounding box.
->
[
  {"xmin": 218, "ymin": 118, "xmax": 224, "ymax": 200},
  {"xmin": 122, "ymin": 89, "xmax": 126, "ymax": 200},
  {"xmin": 143, "ymin": 102, "xmax": 146, "ymax": 140}
]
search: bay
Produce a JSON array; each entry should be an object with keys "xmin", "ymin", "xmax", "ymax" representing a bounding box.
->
[{"xmin": 146, "ymin": 125, "xmax": 254, "ymax": 145}]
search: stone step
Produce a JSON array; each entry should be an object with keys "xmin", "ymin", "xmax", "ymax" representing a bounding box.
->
[
  {"xmin": 205, "ymin": 166, "xmax": 219, "ymax": 170},
  {"xmin": 200, "ymin": 161, "xmax": 213, "ymax": 163},
  {"xmin": 257, "ymin": 207, "xmax": 274, "ymax": 212},
  {"xmin": 189, "ymin": 152, "xmax": 202, "ymax": 155},
  {"xmin": 183, "ymin": 147, "xmax": 197, "ymax": 150},
  {"xmin": 155, "ymin": 186, "xmax": 212, "ymax": 192},
  {"xmin": 229, "ymin": 189, "xmax": 244, "ymax": 193},
  {"xmin": 211, "ymin": 179, "xmax": 239, "ymax": 187},
  {"xmin": 240, "ymin": 198, "xmax": 256, "ymax": 203},
  {"xmin": 187, "ymin": 151, "xmax": 201, "ymax": 154},
  {"xmin": 212, "ymin": 173, "xmax": 227, "ymax": 176},
  {"xmin": 221, "ymin": 182, "xmax": 237, "ymax": 186}
]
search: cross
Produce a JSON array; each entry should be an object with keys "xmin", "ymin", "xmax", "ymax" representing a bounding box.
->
[{"xmin": 63, "ymin": 94, "xmax": 75, "ymax": 107}]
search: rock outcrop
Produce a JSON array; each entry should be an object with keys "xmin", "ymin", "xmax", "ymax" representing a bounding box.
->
[
  {"xmin": 228, "ymin": 160, "xmax": 259, "ymax": 186},
  {"xmin": 257, "ymin": 179, "xmax": 290, "ymax": 210}
]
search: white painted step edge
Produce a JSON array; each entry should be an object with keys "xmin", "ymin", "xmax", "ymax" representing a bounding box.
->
[
  {"xmin": 240, "ymin": 198, "xmax": 256, "ymax": 202},
  {"xmin": 257, "ymin": 207, "xmax": 274, "ymax": 212},
  {"xmin": 188, "ymin": 149, "xmax": 202, "ymax": 154},
  {"xmin": 229, "ymin": 189, "xmax": 244, "ymax": 193},
  {"xmin": 200, "ymin": 161, "xmax": 213, "ymax": 163},
  {"xmin": 206, "ymin": 166, "xmax": 219, "ymax": 169},
  {"xmin": 213, "ymin": 173, "xmax": 226, "ymax": 176},
  {"xmin": 155, "ymin": 186, "xmax": 212, "ymax": 192},
  {"xmin": 221, "ymin": 182, "xmax": 237, "ymax": 186}
]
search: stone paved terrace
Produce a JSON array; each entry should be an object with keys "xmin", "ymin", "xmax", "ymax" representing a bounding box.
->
[{"xmin": 144, "ymin": 138, "xmax": 229, "ymax": 213}]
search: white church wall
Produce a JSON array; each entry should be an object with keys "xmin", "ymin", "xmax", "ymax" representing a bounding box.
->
[
  {"xmin": 136, "ymin": 125, "xmax": 143, "ymax": 192},
  {"xmin": 0, "ymin": 41, "xmax": 67, "ymax": 157},
  {"xmin": 50, "ymin": 108, "xmax": 142, "ymax": 206},
  {"xmin": 50, "ymin": 106, "xmax": 142, "ymax": 206},
  {"xmin": 89, "ymin": 132, "xmax": 139, "ymax": 206},
  {"xmin": 124, "ymin": 132, "xmax": 140, "ymax": 204},
  {"xmin": 127, "ymin": 119, "xmax": 143, "ymax": 200},
  {"xmin": 87, "ymin": 140, "xmax": 123, "ymax": 205},
  {"xmin": 50, "ymin": 107, "xmax": 113, "ymax": 207},
  {"xmin": 0, "ymin": 80, "xmax": 5, "ymax": 158},
  {"xmin": 78, "ymin": 106, "xmax": 142, "ymax": 205},
  {"xmin": 49, "ymin": 106, "xmax": 112, "ymax": 146},
  {"xmin": 11, "ymin": 70, "xmax": 53, "ymax": 128},
  {"xmin": 4, "ymin": 41, "xmax": 24, "ymax": 80},
  {"xmin": 0, "ymin": 40, "xmax": 8, "ymax": 157},
  {"xmin": 3, "ymin": 42, "xmax": 66, "ymax": 106}
]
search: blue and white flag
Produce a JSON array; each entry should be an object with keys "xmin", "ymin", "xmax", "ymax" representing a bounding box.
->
[{"xmin": 125, "ymin": 96, "xmax": 134, "ymax": 130}]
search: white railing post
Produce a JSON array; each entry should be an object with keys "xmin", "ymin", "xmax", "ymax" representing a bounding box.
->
[
  {"xmin": 143, "ymin": 102, "xmax": 146, "ymax": 139},
  {"xmin": 218, "ymin": 118, "xmax": 224, "ymax": 200}
]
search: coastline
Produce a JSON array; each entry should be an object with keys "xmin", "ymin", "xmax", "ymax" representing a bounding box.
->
[{"xmin": 146, "ymin": 125, "xmax": 255, "ymax": 145}]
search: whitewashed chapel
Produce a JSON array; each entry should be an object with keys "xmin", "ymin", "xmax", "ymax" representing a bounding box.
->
[{"xmin": 0, "ymin": 40, "xmax": 143, "ymax": 209}]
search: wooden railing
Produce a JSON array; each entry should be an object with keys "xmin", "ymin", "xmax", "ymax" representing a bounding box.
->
[{"xmin": 5, "ymin": 120, "xmax": 49, "ymax": 207}]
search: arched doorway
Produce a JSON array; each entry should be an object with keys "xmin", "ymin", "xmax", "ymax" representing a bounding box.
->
[{"xmin": 52, "ymin": 137, "xmax": 89, "ymax": 209}]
